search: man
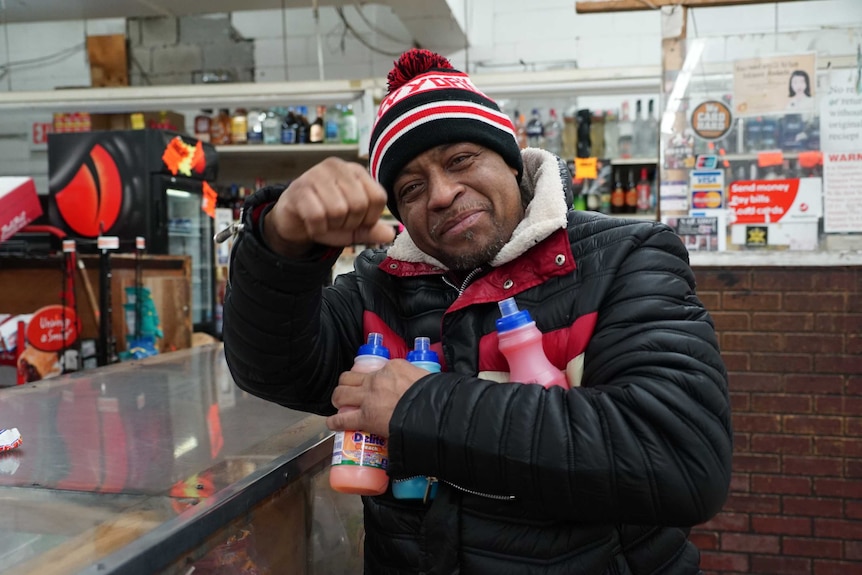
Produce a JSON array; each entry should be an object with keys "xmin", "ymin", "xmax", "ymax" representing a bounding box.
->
[{"xmin": 223, "ymin": 49, "xmax": 732, "ymax": 574}]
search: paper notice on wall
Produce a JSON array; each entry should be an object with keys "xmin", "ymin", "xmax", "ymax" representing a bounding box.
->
[
  {"xmin": 823, "ymin": 152, "xmax": 862, "ymax": 233},
  {"xmin": 733, "ymin": 53, "xmax": 817, "ymax": 116},
  {"xmin": 820, "ymin": 69, "xmax": 862, "ymax": 153}
]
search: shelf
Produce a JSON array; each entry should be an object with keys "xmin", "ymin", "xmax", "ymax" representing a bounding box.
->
[
  {"xmin": 0, "ymin": 80, "xmax": 366, "ymax": 113},
  {"xmin": 719, "ymin": 151, "xmax": 805, "ymax": 162},
  {"xmin": 215, "ymin": 143, "xmax": 360, "ymax": 157},
  {"xmin": 609, "ymin": 157, "xmax": 657, "ymax": 166}
]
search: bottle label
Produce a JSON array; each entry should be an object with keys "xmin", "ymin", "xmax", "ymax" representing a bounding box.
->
[{"xmin": 331, "ymin": 430, "xmax": 388, "ymax": 470}]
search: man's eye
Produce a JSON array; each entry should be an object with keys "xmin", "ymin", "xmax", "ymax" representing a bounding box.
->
[
  {"xmin": 450, "ymin": 153, "xmax": 477, "ymax": 169},
  {"xmin": 398, "ymin": 182, "xmax": 423, "ymax": 202}
]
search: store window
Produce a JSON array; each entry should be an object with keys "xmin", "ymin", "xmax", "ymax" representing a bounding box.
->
[{"xmin": 659, "ymin": 28, "xmax": 862, "ymax": 253}]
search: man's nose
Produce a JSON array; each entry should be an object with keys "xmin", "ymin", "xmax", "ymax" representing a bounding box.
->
[{"xmin": 426, "ymin": 171, "xmax": 463, "ymax": 210}]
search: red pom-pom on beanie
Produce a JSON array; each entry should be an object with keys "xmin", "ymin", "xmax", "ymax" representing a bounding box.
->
[{"xmin": 386, "ymin": 49, "xmax": 453, "ymax": 92}]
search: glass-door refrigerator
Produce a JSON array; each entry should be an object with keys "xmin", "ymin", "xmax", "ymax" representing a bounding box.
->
[{"xmin": 47, "ymin": 129, "xmax": 219, "ymax": 335}]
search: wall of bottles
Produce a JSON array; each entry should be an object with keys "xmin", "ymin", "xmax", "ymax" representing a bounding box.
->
[{"xmin": 192, "ymin": 105, "xmax": 360, "ymax": 146}]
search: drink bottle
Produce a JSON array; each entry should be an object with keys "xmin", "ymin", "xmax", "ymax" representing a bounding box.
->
[
  {"xmin": 392, "ymin": 337, "xmax": 441, "ymax": 501},
  {"xmin": 496, "ymin": 297, "xmax": 568, "ymax": 389},
  {"xmin": 329, "ymin": 333, "xmax": 391, "ymax": 495}
]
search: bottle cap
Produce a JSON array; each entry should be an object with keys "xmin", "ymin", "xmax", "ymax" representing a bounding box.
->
[
  {"xmin": 358, "ymin": 332, "xmax": 390, "ymax": 359},
  {"xmin": 407, "ymin": 336, "xmax": 439, "ymax": 364},
  {"xmin": 495, "ymin": 297, "xmax": 533, "ymax": 333}
]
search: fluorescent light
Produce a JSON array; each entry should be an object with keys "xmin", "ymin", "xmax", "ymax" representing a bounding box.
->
[
  {"xmin": 167, "ymin": 189, "xmax": 193, "ymax": 198},
  {"xmin": 661, "ymin": 39, "xmax": 706, "ymax": 134}
]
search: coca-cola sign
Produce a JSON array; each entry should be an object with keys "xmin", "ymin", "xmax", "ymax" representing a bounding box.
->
[{"xmin": 26, "ymin": 305, "xmax": 79, "ymax": 352}]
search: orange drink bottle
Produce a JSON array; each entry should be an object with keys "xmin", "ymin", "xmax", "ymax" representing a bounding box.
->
[
  {"xmin": 329, "ymin": 332, "xmax": 391, "ymax": 495},
  {"xmin": 496, "ymin": 297, "xmax": 568, "ymax": 389}
]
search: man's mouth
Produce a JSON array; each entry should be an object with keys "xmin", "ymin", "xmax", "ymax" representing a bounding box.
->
[{"xmin": 437, "ymin": 209, "xmax": 484, "ymax": 237}]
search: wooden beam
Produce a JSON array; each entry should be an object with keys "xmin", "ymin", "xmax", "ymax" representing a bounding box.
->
[{"xmin": 576, "ymin": 0, "xmax": 804, "ymax": 14}]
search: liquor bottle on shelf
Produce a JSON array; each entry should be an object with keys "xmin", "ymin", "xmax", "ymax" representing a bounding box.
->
[
  {"xmin": 230, "ymin": 108, "xmax": 248, "ymax": 145},
  {"xmin": 576, "ymin": 109, "xmax": 592, "ymax": 158},
  {"xmin": 341, "ymin": 105, "xmax": 359, "ymax": 144},
  {"xmin": 611, "ymin": 170, "xmax": 625, "ymax": 214},
  {"xmin": 636, "ymin": 168, "xmax": 651, "ymax": 214},
  {"xmin": 246, "ymin": 108, "xmax": 264, "ymax": 144},
  {"xmin": 632, "ymin": 100, "xmax": 647, "ymax": 157},
  {"xmin": 590, "ymin": 111, "xmax": 605, "ymax": 159},
  {"xmin": 280, "ymin": 107, "xmax": 298, "ymax": 145},
  {"xmin": 603, "ymin": 109, "xmax": 619, "ymax": 159},
  {"xmin": 624, "ymin": 170, "xmax": 638, "ymax": 214},
  {"xmin": 562, "ymin": 106, "xmax": 578, "ymax": 161},
  {"xmin": 210, "ymin": 108, "xmax": 232, "ymax": 145},
  {"xmin": 544, "ymin": 108, "xmax": 563, "ymax": 157},
  {"xmin": 194, "ymin": 109, "xmax": 212, "ymax": 142},
  {"xmin": 310, "ymin": 105, "xmax": 326, "ymax": 143},
  {"xmin": 514, "ymin": 110, "xmax": 528, "ymax": 149},
  {"xmin": 296, "ymin": 105, "xmax": 310, "ymax": 144},
  {"xmin": 526, "ymin": 108, "xmax": 545, "ymax": 148},
  {"xmin": 325, "ymin": 105, "xmax": 342, "ymax": 143},
  {"xmin": 262, "ymin": 108, "xmax": 282, "ymax": 145},
  {"xmin": 644, "ymin": 99, "xmax": 659, "ymax": 158},
  {"xmin": 617, "ymin": 101, "xmax": 633, "ymax": 159}
]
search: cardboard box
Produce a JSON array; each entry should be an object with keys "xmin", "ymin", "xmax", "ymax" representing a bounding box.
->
[{"xmin": 0, "ymin": 177, "xmax": 42, "ymax": 244}]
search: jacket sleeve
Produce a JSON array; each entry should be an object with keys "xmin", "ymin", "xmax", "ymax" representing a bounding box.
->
[
  {"xmin": 222, "ymin": 187, "xmax": 364, "ymax": 416},
  {"xmin": 387, "ymin": 224, "xmax": 732, "ymax": 527}
]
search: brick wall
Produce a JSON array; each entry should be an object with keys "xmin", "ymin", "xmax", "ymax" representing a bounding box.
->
[{"xmin": 691, "ymin": 265, "xmax": 862, "ymax": 574}]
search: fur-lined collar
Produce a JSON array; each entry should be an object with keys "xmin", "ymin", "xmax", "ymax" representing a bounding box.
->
[{"xmin": 385, "ymin": 148, "xmax": 569, "ymax": 269}]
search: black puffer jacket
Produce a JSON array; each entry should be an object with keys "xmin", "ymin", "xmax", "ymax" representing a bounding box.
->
[{"xmin": 224, "ymin": 149, "xmax": 732, "ymax": 574}]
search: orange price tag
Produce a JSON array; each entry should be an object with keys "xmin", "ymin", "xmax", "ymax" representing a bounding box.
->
[
  {"xmin": 757, "ymin": 151, "xmax": 784, "ymax": 168},
  {"xmin": 574, "ymin": 157, "xmax": 598, "ymax": 180},
  {"xmin": 797, "ymin": 151, "xmax": 823, "ymax": 169}
]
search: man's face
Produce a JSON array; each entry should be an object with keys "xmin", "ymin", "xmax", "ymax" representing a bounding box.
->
[{"xmin": 392, "ymin": 143, "xmax": 523, "ymax": 273}]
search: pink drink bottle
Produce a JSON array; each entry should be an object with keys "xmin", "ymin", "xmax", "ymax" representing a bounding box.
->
[
  {"xmin": 496, "ymin": 297, "xmax": 568, "ymax": 389},
  {"xmin": 329, "ymin": 333, "xmax": 391, "ymax": 495}
]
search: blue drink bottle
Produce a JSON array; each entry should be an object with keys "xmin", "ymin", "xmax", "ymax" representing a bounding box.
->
[{"xmin": 392, "ymin": 337, "xmax": 441, "ymax": 501}]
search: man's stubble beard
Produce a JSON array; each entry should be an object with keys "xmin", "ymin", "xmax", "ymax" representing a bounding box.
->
[{"xmin": 440, "ymin": 228, "xmax": 509, "ymax": 274}]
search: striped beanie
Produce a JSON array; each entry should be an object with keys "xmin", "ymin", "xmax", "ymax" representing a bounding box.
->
[{"xmin": 369, "ymin": 49, "xmax": 523, "ymax": 221}]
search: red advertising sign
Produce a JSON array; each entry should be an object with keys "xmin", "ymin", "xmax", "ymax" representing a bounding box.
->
[
  {"xmin": 32, "ymin": 122, "xmax": 54, "ymax": 146},
  {"xmin": 727, "ymin": 179, "xmax": 820, "ymax": 225},
  {"xmin": 26, "ymin": 305, "xmax": 80, "ymax": 352},
  {"xmin": 0, "ymin": 177, "xmax": 42, "ymax": 244}
]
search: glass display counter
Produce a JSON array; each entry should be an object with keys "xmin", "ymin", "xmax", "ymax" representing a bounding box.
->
[{"xmin": 0, "ymin": 345, "xmax": 363, "ymax": 575}]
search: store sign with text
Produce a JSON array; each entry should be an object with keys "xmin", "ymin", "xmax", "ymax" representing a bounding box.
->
[
  {"xmin": 690, "ymin": 169, "xmax": 725, "ymax": 209},
  {"xmin": 691, "ymin": 101, "xmax": 732, "ymax": 140},
  {"xmin": 727, "ymin": 178, "xmax": 822, "ymax": 225},
  {"xmin": 26, "ymin": 305, "xmax": 80, "ymax": 352}
]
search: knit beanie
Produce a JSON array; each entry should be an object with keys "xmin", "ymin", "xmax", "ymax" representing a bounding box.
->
[{"xmin": 369, "ymin": 49, "xmax": 523, "ymax": 221}]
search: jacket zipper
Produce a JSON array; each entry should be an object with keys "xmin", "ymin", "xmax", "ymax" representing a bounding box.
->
[
  {"xmin": 442, "ymin": 266, "xmax": 485, "ymax": 296},
  {"xmin": 441, "ymin": 266, "xmax": 515, "ymax": 502},
  {"xmin": 443, "ymin": 479, "xmax": 516, "ymax": 501}
]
